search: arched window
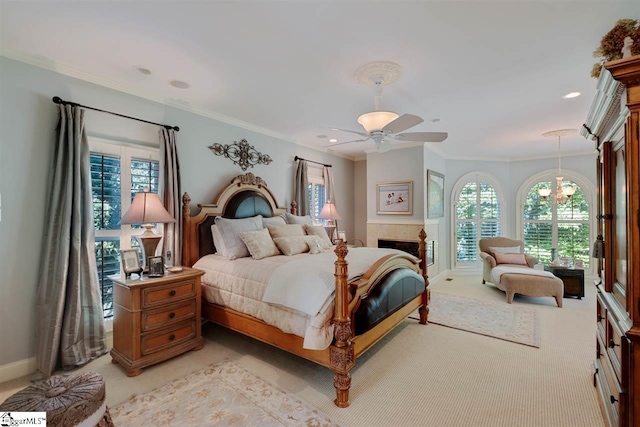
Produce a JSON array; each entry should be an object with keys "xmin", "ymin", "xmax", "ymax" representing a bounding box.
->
[
  {"xmin": 452, "ymin": 173, "xmax": 504, "ymax": 269},
  {"xmin": 519, "ymin": 171, "xmax": 592, "ymax": 268}
]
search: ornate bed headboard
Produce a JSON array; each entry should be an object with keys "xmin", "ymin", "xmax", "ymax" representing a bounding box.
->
[{"xmin": 182, "ymin": 173, "xmax": 288, "ymax": 267}]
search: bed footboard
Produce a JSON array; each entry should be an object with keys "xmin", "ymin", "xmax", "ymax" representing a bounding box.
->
[{"xmin": 330, "ymin": 229, "xmax": 428, "ymax": 407}]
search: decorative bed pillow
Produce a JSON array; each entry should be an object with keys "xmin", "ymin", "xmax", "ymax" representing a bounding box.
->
[
  {"xmin": 262, "ymin": 215, "xmax": 287, "ymax": 227},
  {"xmin": 284, "ymin": 212, "xmax": 313, "ymax": 225},
  {"xmin": 239, "ymin": 228, "xmax": 281, "ymax": 260},
  {"xmin": 303, "ymin": 224, "xmax": 333, "ymax": 250},
  {"xmin": 214, "ymin": 215, "xmax": 264, "ymax": 260},
  {"xmin": 210, "ymin": 224, "xmax": 229, "ymax": 257},
  {"xmin": 494, "ymin": 252, "xmax": 528, "ymax": 266},
  {"xmin": 273, "ymin": 235, "xmax": 324, "ymax": 256},
  {"xmin": 489, "ymin": 246, "xmax": 521, "ymax": 255},
  {"xmin": 267, "ymin": 224, "xmax": 306, "ymax": 238}
]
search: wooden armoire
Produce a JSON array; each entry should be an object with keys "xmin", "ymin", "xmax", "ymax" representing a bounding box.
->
[{"xmin": 582, "ymin": 55, "xmax": 640, "ymax": 427}]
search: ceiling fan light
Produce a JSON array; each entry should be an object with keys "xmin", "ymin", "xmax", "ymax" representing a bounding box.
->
[{"xmin": 357, "ymin": 111, "xmax": 399, "ymax": 133}]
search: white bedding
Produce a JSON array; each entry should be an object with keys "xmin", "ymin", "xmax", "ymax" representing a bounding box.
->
[{"xmin": 193, "ymin": 247, "xmax": 415, "ymax": 350}]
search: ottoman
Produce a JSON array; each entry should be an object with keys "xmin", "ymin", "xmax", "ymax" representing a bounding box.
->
[
  {"xmin": 0, "ymin": 371, "xmax": 113, "ymax": 427},
  {"xmin": 498, "ymin": 273, "xmax": 564, "ymax": 307}
]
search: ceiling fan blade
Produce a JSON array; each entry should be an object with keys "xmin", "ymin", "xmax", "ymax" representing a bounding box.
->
[
  {"xmin": 377, "ymin": 140, "xmax": 393, "ymax": 153},
  {"xmin": 392, "ymin": 132, "xmax": 448, "ymax": 143},
  {"xmin": 325, "ymin": 138, "xmax": 370, "ymax": 148},
  {"xmin": 329, "ymin": 127, "xmax": 370, "ymax": 137},
  {"xmin": 382, "ymin": 114, "xmax": 424, "ymax": 134}
]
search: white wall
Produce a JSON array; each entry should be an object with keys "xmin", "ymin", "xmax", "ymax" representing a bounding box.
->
[
  {"xmin": 0, "ymin": 57, "xmax": 354, "ymax": 367},
  {"xmin": 353, "ymin": 159, "xmax": 367, "ymax": 245}
]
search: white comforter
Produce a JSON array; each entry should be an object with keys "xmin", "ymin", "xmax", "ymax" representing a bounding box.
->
[{"xmin": 193, "ymin": 247, "xmax": 412, "ymax": 350}]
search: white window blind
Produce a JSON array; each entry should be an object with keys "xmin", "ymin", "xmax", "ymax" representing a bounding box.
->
[
  {"xmin": 90, "ymin": 140, "xmax": 159, "ymax": 319},
  {"xmin": 522, "ymin": 179, "xmax": 590, "ymax": 267},
  {"xmin": 455, "ymin": 180, "xmax": 501, "ymax": 264}
]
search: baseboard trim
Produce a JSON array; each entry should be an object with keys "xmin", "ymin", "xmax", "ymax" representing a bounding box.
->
[{"xmin": 0, "ymin": 357, "xmax": 36, "ymax": 383}]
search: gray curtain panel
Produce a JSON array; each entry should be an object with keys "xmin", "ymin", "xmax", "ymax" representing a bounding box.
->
[
  {"xmin": 159, "ymin": 128, "xmax": 181, "ymax": 266},
  {"xmin": 35, "ymin": 105, "xmax": 107, "ymax": 378},
  {"xmin": 293, "ymin": 159, "xmax": 309, "ymax": 216},
  {"xmin": 323, "ymin": 166, "xmax": 335, "ymax": 206}
]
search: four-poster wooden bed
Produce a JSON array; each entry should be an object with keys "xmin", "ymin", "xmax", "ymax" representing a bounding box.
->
[{"xmin": 181, "ymin": 173, "xmax": 430, "ymax": 407}]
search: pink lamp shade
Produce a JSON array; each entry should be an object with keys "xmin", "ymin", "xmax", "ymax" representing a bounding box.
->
[
  {"xmin": 318, "ymin": 202, "xmax": 341, "ymax": 243},
  {"xmin": 317, "ymin": 202, "xmax": 341, "ymax": 221},
  {"xmin": 120, "ymin": 191, "xmax": 175, "ymax": 273}
]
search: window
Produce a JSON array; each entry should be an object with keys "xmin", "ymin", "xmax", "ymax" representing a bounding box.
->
[
  {"xmin": 307, "ymin": 164, "xmax": 326, "ymax": 223},
  {"xmin": 90, "ymin": 139, "xmax": 159, "ymax": 319},
  {"xmin": 522, "ymin": 177, "xmax": 590, "ymax": 267},
  {"xmin": 453, "ymin": 173, "xmax": 503, "ymax": 268}
]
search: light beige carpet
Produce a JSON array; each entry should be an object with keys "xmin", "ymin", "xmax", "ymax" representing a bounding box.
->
[
  {"xmin": 425, "ymin": 291, "xmax": 540, "ymax": 347},
  {"xmin": 110, "ymin": 359, "xmax": 340, "ymax": 427}
]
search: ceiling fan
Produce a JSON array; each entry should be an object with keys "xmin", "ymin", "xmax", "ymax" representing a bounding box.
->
[{"xmin": 326, "ymin": 64, "xmax": 448, "ymax": 153}]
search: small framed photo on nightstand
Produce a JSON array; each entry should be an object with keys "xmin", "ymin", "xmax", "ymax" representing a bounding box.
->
[
  {"xmin": 120, "ymin": 249, "xmax": 142, "ymax": 279},
  {"xmin": 147, "ymin": 256, "xmax": 165, "ymax": 277}
]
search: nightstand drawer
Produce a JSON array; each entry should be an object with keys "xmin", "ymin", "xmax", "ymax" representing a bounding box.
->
[
  {"xmin": 141, "ymin": 300, "xmax": 196, "ymax": 332},
  {"xmin": 142, "ymin": 280, "xmax": 195, "ymax": 308},
  {"xmin": 141, "ymin": 321, "xmax": 196, "ymax": 355}
]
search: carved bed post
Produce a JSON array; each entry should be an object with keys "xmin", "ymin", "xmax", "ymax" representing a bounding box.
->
[
  {"xmin": 331, "ymin": 241, "xmax": 355, "ymax": 408},
  {"xmin": 182, "ymin": 193, "xmax": 192, "ymax": 267},
  {"xmin": 418, "ymin": 228, "xmax": 430, "ymax": 324},
  {"xmin": 290, "ymin": 200, "xmax": 298, "ymax": 215}
]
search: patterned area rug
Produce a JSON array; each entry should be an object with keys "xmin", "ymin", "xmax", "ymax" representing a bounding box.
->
[
  {"xmin": 111, "ymin": 360, "xmax": 340, "ymax": 426},
  {"xmin": 426, "ymin": 292, "xmax": 540, "ymax": 347}
]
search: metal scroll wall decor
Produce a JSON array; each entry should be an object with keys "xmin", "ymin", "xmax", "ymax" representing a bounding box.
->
[{"xmin": 208, "ymin": 139, "xmax": 273, "ymax": 171}]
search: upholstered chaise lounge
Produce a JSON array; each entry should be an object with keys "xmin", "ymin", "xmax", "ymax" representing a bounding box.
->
[{"xmin": 479, "ymin": 237, "xmax": 563, "ymax": 307}]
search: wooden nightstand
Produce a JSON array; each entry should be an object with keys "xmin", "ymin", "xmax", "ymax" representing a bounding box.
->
[{"xmin": 110, "ymin": 267, "xmax": 204, "ymax": 376}]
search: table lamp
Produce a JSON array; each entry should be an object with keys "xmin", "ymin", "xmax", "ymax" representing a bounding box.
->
[
  {"xmin": 120, "ymin": 189, "xmax": 175, "ymax": 273},
  {"xmin": 318, "ymin": 201, "xmax": 342, "ymax": 243}
]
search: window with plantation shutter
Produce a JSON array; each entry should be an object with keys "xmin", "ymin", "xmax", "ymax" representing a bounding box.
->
[
  {"xmin": 453, "ymin": 174, "xmax": 503, "ymax": 268},
  {"xmin": 521, "ymin": 176, "xmax": 591, "ymax": 268},
  {"xmin": 308, "ymin": 164, "xmax": 326, "ymax": 224},
  {"xmin": 90, "ymin": 139, "xmax": 159, "ymax": 319}
]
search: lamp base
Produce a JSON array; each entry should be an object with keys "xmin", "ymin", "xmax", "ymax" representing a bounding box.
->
[{"xmin": 135, "ymin": 226, "xmax": 162, "ymax": 272}]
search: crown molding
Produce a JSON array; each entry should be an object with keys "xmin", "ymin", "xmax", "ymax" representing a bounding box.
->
[{"xmin": 0, "ymin": 48, "xmax": 295, "ymax": 144}]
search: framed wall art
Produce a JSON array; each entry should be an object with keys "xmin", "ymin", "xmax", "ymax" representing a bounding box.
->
[
  {"xmin": 377, "ymin": 181, "xmax": 412, "ymax": 215},
  {"xmin": 427, "ymin": 170, "xmax": 445, "ymax": 218}
]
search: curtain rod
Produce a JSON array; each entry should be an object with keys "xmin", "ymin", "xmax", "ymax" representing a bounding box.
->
[
  {"xmin": 52, "ymin": 96, "xmax": 180, "ymax": 131},
  {"xmin": 294, "ymin": 156, "xmax": 331, "ymax": 167}
]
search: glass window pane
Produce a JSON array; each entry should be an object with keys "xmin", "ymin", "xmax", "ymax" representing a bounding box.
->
[
  {"xmin": 523, "ymin": 222, "xmax": 553, "ymax": 263},
  {"xmin": 457, "ymin": 222, "xmax": 478, "ymax": 262},
  {"xmin": 524, "ymin": 183, "xmax": 552, "ymax": 220},
  {"xmin": 456, "ymin": 183, "xmax": 477, "ymax": 219},
  {"xmin": 90, "ymin": 154, "xmax": 121, "ymax": 231},
  {"xmin": 481, "ymin": 221, "xmax": 501, "ymax": 239},
  {"xmin": 479, "ymin": 183, "xmax": 499, "ymax": 219},
  {"xmin": 557, "ymin": 182, "xmax": 589, "ymax": 221},
  {"xmin": 557, "ymin": 223, "xmax": 590, "ymax": 268},
  {"xmin": 94, "ymin": 237, "xmax": 120, "ymax": 319}
]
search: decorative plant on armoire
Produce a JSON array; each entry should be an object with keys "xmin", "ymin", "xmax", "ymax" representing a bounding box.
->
[{"xmin": 591, "ymin": 19, "xmax": 640, "ymax": 78}]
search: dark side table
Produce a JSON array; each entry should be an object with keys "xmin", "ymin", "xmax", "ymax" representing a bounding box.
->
[{"xmin": 544, "ymin": 265, "xmax": 585, "ymax": 299}]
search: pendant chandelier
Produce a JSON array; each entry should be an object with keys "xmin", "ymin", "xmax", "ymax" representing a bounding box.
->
[{"xmin": 538, "ymin": 129, "xmax": 578, "ymax": 205}]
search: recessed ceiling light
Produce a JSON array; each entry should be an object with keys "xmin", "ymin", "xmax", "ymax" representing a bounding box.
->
[
  {"xmin": 431, "ymin": 118, "xmax": 440, "ymax": 123},
  {"xmin": 329, "ymin": 138, "xmax": 338, "ymax": 143},
  {"xmin": 562, "ymin": 91, "xmax": 581, "ymax": 99},
  {"xmin": 170, "ymin": 80, "xmax": 190, "ymax": 89},
  {"xmin": 317, "ymin": 134, "xmax": 327, "ymax": 139},
  {"xmin": 133, "ymin": 66, "xmax": 151, "ymax": 75}
]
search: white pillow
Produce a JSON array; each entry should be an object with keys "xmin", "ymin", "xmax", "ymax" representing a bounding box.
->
[
  {"xmin": 210, "ymin": 224, "xmax": 228, "ymax": 257},
  {"xmin": 489, "ymin": 246, "xmax": 521, "ymax": 255},
  {"xmin": 215, "ymin": 215, "xmax": 263, "ymax": 260},
  {"xmin": 239, "ymin": 228, "xmax": 281, "ymax": 260},
  {"xmin": 303, "ymin": 224, "xmax": 333, "ymax": 250},
  {"xmin": 284, "ymin": 212, "xmax": 313, "ymax": 225},
  {"xmin": 273, "ymin": 235, "xmax": 324, "ymax": 256},
  {"xmin": 267, "ymin": 224, "xmax": 306, "ymax": 238},
  {"xmin": 262, "ymin": 215, "xmax": 287, "ymax": 227}
]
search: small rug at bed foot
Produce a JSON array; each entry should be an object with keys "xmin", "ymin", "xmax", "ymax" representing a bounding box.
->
[
  {"xmin": 423, "ymin": 292, "xmax": 540, "ymax": 348},
  {"xmin": 110, "ymin": 359, "xmax": 340, "ymax": 426}
]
